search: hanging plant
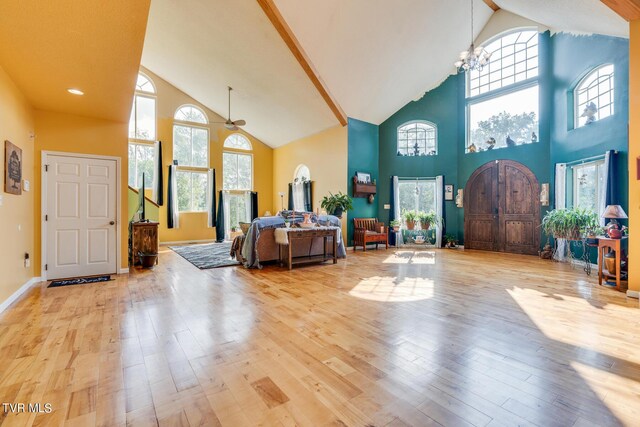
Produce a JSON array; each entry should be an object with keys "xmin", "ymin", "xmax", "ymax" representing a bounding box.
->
[{"xmin": 541, "ymin": 208, "xmax": 598, "ymax": 240}]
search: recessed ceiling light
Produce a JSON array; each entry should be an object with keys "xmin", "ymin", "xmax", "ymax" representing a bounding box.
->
[{"xmin": 67, "ymin": 88, "xmax": 84, "ymax": 96}]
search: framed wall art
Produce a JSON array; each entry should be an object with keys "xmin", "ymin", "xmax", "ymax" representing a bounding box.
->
[{"xmin": 5, "ymin": 140, "xmax": 22, "ymax": 195}]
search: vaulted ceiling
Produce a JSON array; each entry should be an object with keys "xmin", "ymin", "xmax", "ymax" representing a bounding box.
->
[{"xmin": 142, "ymin": 0, "xmax": 628, "ymax": 147}]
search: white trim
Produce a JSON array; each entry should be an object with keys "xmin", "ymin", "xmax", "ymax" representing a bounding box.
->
[
  {"xmin": 41, "ymin": 151, "xmax": 122, "ymax": 281},
  {"xmin": 0, "ymin": 277, "xmax": 41, "ymax": 314},
  {"xmin": 161, "ymin": 239, "xmax": 216, "ymax": 245},
  {"xmin": 626, "ymin": 289, "xmax": 639, "ymax": 299},
  {"xmin": 119, "ymin": 268, "xmax": 130, "ymax": 275}
]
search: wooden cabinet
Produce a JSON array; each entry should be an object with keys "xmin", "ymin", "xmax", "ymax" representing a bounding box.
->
[
  {"xmin": 598, "ymin": 236, "xmax": 627, "ymax": 292},
  {"xmin": 130, "ymin": 221, "xmax": 159, "ymax": 266}
]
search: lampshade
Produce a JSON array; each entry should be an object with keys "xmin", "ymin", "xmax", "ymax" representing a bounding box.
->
[{"xmin": 602, "ymin": 204, "xmax": 628, "ymax": 219}]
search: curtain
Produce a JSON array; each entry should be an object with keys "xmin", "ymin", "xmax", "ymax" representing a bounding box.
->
[
  {"xmin": 251, "ymin": 192, "xmax": 258, "ymax": 220},
  {"xmin": 223, "ymin": 191, "xmax": 231, "ymax": 241},
  {"xmin": 287, "ymin": 183, "xmax": 294, "ymax": 210},
  {"xmin": 152, "ymin": 141, "xmax": 163, "ymax": 205},
  {"xmin": 206, "ymin": 169, "xmax": 216, "ymax": 228},
  {"xmin": 292, "ymin": 182, "xmax": 305, "ymax": 211},
  {"xmin": 243, "ymin": 192, "xmax": 252, "ymax": 224},
  {"xmin": 303, "ymin": 181, "xmax": 312, "ymax": 212},
  {"xmin": 215, "ymin": 191, "xmax": 225, "ymax": 242},
  {"xmin": 435, "ymin": 175, "xmax": 444, "ymax": 248},
  {"xmin": 389, "ymin": 176, "xmax": 396, "ymax": 246},
  {"xmin": 393, "ymin": 176, "xmax": 403, "ymax": 245},
  {"xmin": 605, "ymin": 150, "xmax": 618, "ymax": 205},
  {"xmin": 554, "ymin": 163, "xmax": 567, "ymax": 261},
  {"xmin": 167, "ymin": 164, "xmax": 179, "ymax": 229}
]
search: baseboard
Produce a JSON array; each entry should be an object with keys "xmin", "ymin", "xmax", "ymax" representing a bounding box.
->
[
  {"xmin": 161, "ymin": 239, "xmax": 215, "ymax": 245},
  {"xmin": 0, "ymin": 277, "xmax": 41, "ymax": 314},
  {"xmin": 626, "ymin": 289, "xmax": 639, "ymax": 299},
  {"xmin": 119, "ymin": 268, "xmax": 130, "ymax": 275}
]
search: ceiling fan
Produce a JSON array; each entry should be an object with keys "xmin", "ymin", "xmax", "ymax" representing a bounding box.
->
[{"xmin": 214, "ymin": 86, "xmax": 246, "ymax": 130}]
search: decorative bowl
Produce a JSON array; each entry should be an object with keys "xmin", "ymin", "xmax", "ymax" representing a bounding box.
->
[{"xmin": 299, "ymin": 222, "xmax": 316, "ymax": 228}]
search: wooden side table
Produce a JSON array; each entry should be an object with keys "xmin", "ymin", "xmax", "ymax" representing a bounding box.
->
[
  {"xmin": 130, "ymin": 221, "xmax": 159, "ymax": 266},
  {"xmin": 597, "ymin": 236, "xmax": 628, "ymax": 292},
  {"xmin": 276, "ymin": 227, "xmax": 339, "ymax": 270}
]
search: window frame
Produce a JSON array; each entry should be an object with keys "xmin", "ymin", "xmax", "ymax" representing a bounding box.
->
[
  {"xmin": 573, "ymin": 64, "xmax": 615, "ymax": 129},
  {"xmin": 128, "ymin": 141, "xmax": 156, "ymax": 189},
  {"xmin": 174, "ymin": 104, "xmax": 209, "ymax": 125},
  {"xmin": 223, "ymin": 133, "xmax": 253, "ymax": 151},
  {"xmin": 222, "ymin": 151, "xmax": 254, "ymax": 192},
  {"xmin": 571, "ymin": 159, "xmax": 605, "ymax": 216},
  {"xmin": 129, "ymin": 72, "xmax": 157, "ymax": 143},
  {"xmin": 398, "ymin": 178, "xmax": 437, "ymax": 215},
  {"xmin": 176, "ymin": 169, "xmax": 208, "ymax": 213},
  {"xmin": 173, "ymin": 122, "xmax": 210, "ymax": 169},
  {"xmin": 465, "ymin": 28, "xmax": 540, "ymax": 153},
  {"xmin": 396, "ymin": 120, "xmax": 438, "ymax": 156}
]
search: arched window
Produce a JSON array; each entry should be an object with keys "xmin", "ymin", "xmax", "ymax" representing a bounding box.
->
[
  {"xmin": 466, "ymin": 29, "xmax": 540, "ymax": 152},
  {"xmin": 128, "ymin": 72, "xmax": 157, "ymax": 187},
  {"xmin": 294, "ymin": 164, "xmax": 310, "ymax": 182},
  {"xmin": 397, "ymin": 121, "xmax": 437, "ymax": 156},
  {"xmin": 174, "ymin": 105, "xmax": 208, "ymax": 124},
  {"xmin": 173, "ymin": 105, "xmax": 209, "ymax": 212},
  {"xmin": 224, "ymin": 133, "xmax": 252, "ymax": 150},
  {"xmin": 574, "ymin": 64, "xmax": 614, "ymax": 128}
]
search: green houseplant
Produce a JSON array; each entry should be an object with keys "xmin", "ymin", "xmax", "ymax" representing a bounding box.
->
[
  {"xmin": 390, "ymin": 219, "xmax": 402, "ymax": 232},
  {"xmin": 444, "ymin": 234, "xmax": 458, "ymax": 248},
  {"xmin": 418, "ymin": 211, "xmax": 442, "ymax": 231},
  {"xmin": 402, "ymin": 210, "xmax": 420, "ymax": 230},
  {"xmin": 541, "ymin": 208, "xmax": 598, "ymax": 240},
  {"xmin": 320, "ymin": 191, "xmax": 353, "ymax": 218}
]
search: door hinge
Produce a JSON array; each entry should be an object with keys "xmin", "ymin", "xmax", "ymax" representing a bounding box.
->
[
  {"xmin": 45, "ymin": 214, "xmax": 48, "ymax": 221},
  {"xmin": 44, "ymin": 164, "xmax": 49, "ymax": 172},
  {"xmin": 45, "ymin": 264, "xmax": 48, "ymax": 271}
]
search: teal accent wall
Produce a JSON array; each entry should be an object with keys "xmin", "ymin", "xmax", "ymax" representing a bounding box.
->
[
  {"xmin": 347, "ymin": 118, "xmax": 379, "ymax": 245},
  {"xmin": 362, "ymin": 31, "xmax": 629, "ymax": 252}
]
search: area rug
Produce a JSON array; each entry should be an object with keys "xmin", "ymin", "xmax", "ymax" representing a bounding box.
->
[
  {"xmin": 48, "ymin": 275, "xmax": 111, "ymax": 288},
  {"xmin": 170, "ymin": 242, "xmax": 240, "ymax": 269}
]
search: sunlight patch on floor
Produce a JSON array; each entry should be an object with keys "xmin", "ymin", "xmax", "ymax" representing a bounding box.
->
[
  {"xmin": 382, "ymin": 250, "xmax": 436, "ymax": 265},
  {"xmin": 349, "ymin": 276, "xmax": 434, "ymax": 302}
]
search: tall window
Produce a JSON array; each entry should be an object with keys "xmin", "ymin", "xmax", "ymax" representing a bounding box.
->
[
  {"xmin": 466, "ymin": 30, "xmax": 539, "ymax": 152},
  {"xmin": 173, "ymin": 105, "xmax": 209, "ymax": 212},
  {"xmin": 575, "ymin": 64, "xmax": 614, "ymax": 128},
  {"xmin": 573, "ymin": 160, "xmax": 605, "ymax": 216},
  {"xmin": 128, "ymin": 72, "xmax": 157, "ymax": 188},
  {"xmin": 397, "ymin": 121, "xmax": 437, "ymax": 156},
  {"xmin": 398, "ymin": 179, "xmax": 436, "ymax": 214},
  {"xmin": 223, "ymin": 134, "xmax": 253, "ymax": 230},
  {"xmin": 294, "ymin": 164, "xmax": 310, "ymax": 182}
]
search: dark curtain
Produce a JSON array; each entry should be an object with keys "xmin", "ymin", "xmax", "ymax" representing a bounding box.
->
[
  {"xmin": 155, "ymin": 141, "xmax": 164, "ymax": 206},
  {"xmin": 389, "ymin": 176, "xmax": 396, "ymax": 246},
  {"xmin": 287, "ymin": 183, "xmax": 294, "ymax": 210},
  {"xmin": 251, "ymin": 192, "xmax": 258, "ymax": 220},
  {"xmin": 605, "ymin": 150, "xmax": 618, "ymax": 205},
  {"xmin": 167, "ymin": 165, "xmax": 177, "ymax": 228},
  {"xmin": 215, "ymin": 191, "xmax": 225, "ymax": 242},
  {"xmin": 209, "ymin": 169, "xmax": 217, "ymax": 227},
  {"xmin": 303, "ymin": 181, "xmax": 312, "ymax": 212}
]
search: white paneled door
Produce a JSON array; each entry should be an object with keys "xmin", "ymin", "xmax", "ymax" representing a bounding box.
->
[{"xmin": 45, "ymin": 154, "xmax": 117, "ymax": 280}]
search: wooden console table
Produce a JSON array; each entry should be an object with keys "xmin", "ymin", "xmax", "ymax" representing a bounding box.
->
[
  {"xmin": 275, "ymin": 227, "xmax": 339, "ymax": 270},
  {"xmin": 597, "ymin": 236, "xmax": 627, "ymax": 292}
]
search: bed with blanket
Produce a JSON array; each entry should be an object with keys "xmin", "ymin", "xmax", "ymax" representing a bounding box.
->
[{"xmin": 235, "ymin": 211, "xmax": 346, "ymax": 268}]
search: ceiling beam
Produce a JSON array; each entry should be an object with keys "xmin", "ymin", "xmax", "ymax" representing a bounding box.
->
[
  {"xmin": 601, "ymin": 0, "xmax": 640, "ymax": 21},
  {"xmin": 482, "ymin": 0, "xmax": 500, "ymax": 12},
  {"xmin": 256, "ymin": 0, "xmax": 348, "ymax": 126}
]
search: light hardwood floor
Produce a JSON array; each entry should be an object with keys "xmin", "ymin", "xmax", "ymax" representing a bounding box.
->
[{"xmin": 1, "ymin": 247, "xmax": 639, "ymax": 426}]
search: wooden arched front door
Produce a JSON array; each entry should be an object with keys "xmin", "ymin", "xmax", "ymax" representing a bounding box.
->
[{"xmin": 464, "ymin": 160, "xmax": 540, "ymax": 255}]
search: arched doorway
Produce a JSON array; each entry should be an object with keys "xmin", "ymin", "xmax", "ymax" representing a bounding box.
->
[{"xmin": 464, "ymin": 160, "xmax": 540, "ymax": 255}]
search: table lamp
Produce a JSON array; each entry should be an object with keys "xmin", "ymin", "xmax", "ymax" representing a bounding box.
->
[{"xmin": 602, "ymin": 204, "xmax": 627, "ymax": 239}]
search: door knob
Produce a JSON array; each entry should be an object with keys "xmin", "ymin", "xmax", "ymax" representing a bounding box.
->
[{"xmin": 109, "ymin": 221, "xmax": 115, "ymax": 225}]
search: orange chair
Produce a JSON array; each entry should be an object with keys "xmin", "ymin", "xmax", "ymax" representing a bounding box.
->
[{"xmin": 353, "ymin": 218, "xmax": 388, "ymax": 251}]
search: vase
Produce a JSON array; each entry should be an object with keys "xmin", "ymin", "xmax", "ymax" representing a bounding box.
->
[
  {"xmin": 420, "ymin": 221, "xmax": 430, "ymax": 231},
  {"xmin": 332, "ymin": 208, "xmax": 343, "ymax": 218}
]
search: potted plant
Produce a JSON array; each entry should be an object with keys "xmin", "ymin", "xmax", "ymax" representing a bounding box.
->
[
  {"xmin": 418, "ymin": 211, "xmax": 442, "ymax": 231},
  {"xmin": 585, "ymin": 225, "xmax": 605, "ymax": 245},
  {"xmin": 402, "ymin": 210, "xmax": 419, "ymax": 230},
  {"xmin": 390, "ymin": 219, "xmax": 401, "ymax": 232},
  {"xmin": 320, "ymin": 191, "xmax": 353, "ymax": 218},
  {"xmin": 444, "ymin": 234, "xmax": 458, "ymax": 248},
  {"xmin": 541, "ymin": 208, "xmax": 598, "ymax": 241}
]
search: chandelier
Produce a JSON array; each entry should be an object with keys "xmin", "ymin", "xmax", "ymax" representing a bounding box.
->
[{"xmin": 454, "ymin": 0, "xmax": 491, "ymax": 72}]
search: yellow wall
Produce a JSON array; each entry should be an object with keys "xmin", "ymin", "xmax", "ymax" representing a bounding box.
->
[
  {"xmin": 273, "ymin": 125, "xmax": 348, "ymax": 236},
  {"xmin": 127, "ymin": 187, "xmax": 159, "ymax": 222},
  {"xmin": 628, "ymin": 20, "xmax": 640, "ymax": 295},
  {"xmin": 33, "ymin": 110, "xmax": 129, "ymax": 274},
  {"xmin": 0, "ymin": 66, "xmax": 35, "ymax": 304},
  {"xmin": 140, "ymin": 68, "xmax": 273, "ymax": 243}
]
